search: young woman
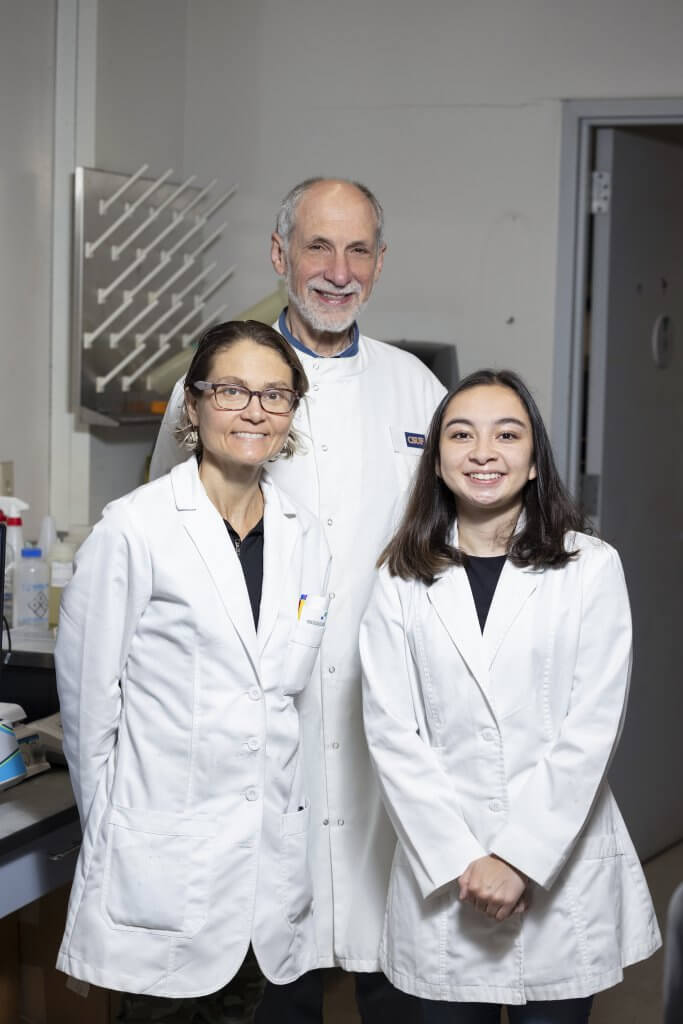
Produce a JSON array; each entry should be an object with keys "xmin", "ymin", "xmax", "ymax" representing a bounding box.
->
[
  {"xmin": 360, "ymin": 369, "xmax": 660, "ymax": 1023},
  {"xmin": 55, "ymin": 321, "xmax": 330, "ymax": 1009}
]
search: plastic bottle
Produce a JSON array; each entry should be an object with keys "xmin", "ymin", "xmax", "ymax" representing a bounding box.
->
[
  {"xmin": 48, "ymin": 535, "xmax": 75, "ymax": 628},
  {"xmin": 38, "ymin": 516, "xmax": 57, "ymax": 563},
  {"xmin": 0, "ymin": 497, "xmax": 29, "ymax": 631},
  {"xmin": 15, "ymin": 547, "xmax": 49, "ymax": 633},
  {"xmin": 2, "ymin": 498, "xmax": 29, "ymax": 563}
]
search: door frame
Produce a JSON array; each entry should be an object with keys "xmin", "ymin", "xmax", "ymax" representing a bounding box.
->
[{"xmin": 553, "ymin": 97, "xmax": 683, "ymax": 495}]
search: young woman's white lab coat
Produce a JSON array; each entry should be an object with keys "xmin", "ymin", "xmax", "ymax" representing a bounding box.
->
[
  {"xmin": 55, "ymin": 457, "xmax": 330, "ymax": 998},
  {"xmin": 360, "ymin": 531, "xmax": 661, "ymax": 1005}
]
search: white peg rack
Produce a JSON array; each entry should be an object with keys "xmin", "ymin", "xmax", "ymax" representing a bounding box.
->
[{"xmin": 72, "ymin": 165, "xmax": 237, "ymax": 425}]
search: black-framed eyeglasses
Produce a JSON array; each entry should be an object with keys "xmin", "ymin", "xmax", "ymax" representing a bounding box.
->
[{"xmin": 193, "ymin": 381, "xmax": 299, "ymax": 415}]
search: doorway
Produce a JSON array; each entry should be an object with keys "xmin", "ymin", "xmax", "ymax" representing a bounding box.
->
[{"xmin": 555, "ymin": 100, "xmax": 683, "ymax": 860}]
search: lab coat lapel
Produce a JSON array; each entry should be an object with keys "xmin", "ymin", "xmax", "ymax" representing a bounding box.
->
[
  {"xmin": 257, "ymin": 474, "xmax": 298, "ymax": 654},
  {"xmin": 427, "ymin": 568, "xmax": 489, "ymax": 694},
  {"xmin": 483, "ymin": 560, "xmax": 538, "ymax": 668},
  {"xmin": 171, "ymin": 458, "xmax": 260, "ymax": 673}
]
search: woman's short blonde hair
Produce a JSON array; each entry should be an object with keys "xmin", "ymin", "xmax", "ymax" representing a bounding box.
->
[{"xmin": 174, "ymin": 319, "xmax": 308, "ymax": 460}]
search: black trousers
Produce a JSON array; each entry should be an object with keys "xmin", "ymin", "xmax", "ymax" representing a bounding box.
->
[
  {"xmin": 254, "ymin": 968, "xmax": 422, "ymax": 1024},
  {"xmin": 419, "ymin": 997, "xmax": 593, "ymax": 1024}
]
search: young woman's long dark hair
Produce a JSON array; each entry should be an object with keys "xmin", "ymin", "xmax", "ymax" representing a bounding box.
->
[{"xmin": 380, "ymin": 369, "xmax": 590, "ymax": 584}]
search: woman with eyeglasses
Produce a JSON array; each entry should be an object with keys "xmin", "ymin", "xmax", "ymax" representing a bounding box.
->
[
  {"xmin": 55, "ymin": 321, "xmax": 330, "ymax": 1016},
  {"xmin": 359, "ymin": 369, "xmax": 660, "ymax": 1024}
]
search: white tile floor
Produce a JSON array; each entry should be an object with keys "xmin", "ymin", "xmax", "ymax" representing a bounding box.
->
[{"xmin": 324, "ymin": 841, "xmax": 683, "ymax": 1022}]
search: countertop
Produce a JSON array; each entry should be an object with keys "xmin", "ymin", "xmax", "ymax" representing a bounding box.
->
[{"xmin": 0, "ymin": 767, "xmax": 78, "ymax": 858}]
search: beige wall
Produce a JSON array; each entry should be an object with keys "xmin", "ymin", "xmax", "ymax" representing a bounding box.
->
[
  {"xmin": 182, "ymin": 0, "xmax": 683, "ymax": 424},
  {"xmin": 0, "ymin": 1, "xmax": 56, "ymax": 538},
  {"xmin": 5, "ymin": 0, "xmax": 683, "ymax": 530}
]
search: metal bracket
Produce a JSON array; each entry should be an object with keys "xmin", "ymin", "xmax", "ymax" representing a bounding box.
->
[{"xmin": 591, "ymin": 171, "xmax": 611, "ymax": 215}]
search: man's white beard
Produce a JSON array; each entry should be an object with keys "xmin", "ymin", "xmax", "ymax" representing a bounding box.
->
[{"xmin": 286, "ymin": 271, "xmax": 367, "ymax": 335}]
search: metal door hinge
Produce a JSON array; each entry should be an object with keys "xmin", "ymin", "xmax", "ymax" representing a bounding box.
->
[{"xmin": 591, "ymin": 171, "xmax": 611, "ymax": 214}]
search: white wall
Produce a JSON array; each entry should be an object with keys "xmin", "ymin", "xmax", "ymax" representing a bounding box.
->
[
  {"xmin": 182, "ymin": 0, "xmax": 683, "ymax": 425},
  {"xmin": 6, "ymin": 0, "xmax": 683, "ymax": 531},
  {"xmin": 0, "ymin": 1, "xmax": 57, "ymax": 539},
  {"xmin": 87, "ymin": 0, "xmax": 188, "ymax": 520}
]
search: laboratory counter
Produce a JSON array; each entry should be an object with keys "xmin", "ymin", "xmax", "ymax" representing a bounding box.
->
[
  {"xmin": 1, "ymin": 634, "xmax": 81, "ymax": 920},
  {"xmin": 0, "ymin": 767, "xmax": 80, "ymax": 919}
]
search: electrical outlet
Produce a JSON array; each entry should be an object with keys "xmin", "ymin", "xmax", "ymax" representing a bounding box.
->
[{"xmin": 0, "ymin": 460, "xmax": 14, "ymax": 496}]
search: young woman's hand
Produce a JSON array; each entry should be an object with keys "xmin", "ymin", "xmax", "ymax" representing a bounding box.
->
[{"xmin": 457, "ymin": 855, "xmax": 527, "ymax": 921}]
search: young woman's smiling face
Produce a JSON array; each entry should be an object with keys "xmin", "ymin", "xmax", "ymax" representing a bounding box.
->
[{"xmin": 438, "ymin": 384, "xmax": 536, "ymax": 517}]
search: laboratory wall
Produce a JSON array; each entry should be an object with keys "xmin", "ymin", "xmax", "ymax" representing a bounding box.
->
[
  {"xmin": 5, "ymin": 0, "xmax": 683, "ymax": 532},
  {"xmin": 87, "ymin": 0, "xmax": 188, "ymax": 522},
  {"xmin": 0, "ymin": 1, "xmax": 56, "ymax": 538},
  {"xmin": 181, "ymin": 0, "xmax": 683, "ymax": 425}
]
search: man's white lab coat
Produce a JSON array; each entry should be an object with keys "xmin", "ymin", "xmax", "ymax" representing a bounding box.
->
[{"xmin": 150, "ymin": 332, "xmax": 445, "ymax": 970}]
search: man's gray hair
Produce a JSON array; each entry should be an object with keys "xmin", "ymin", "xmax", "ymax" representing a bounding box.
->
[{"xmin": 275, "ymin": 177, "xmax": 385, "ymax": 253}]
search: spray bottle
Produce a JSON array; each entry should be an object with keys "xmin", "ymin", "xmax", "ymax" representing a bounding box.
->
[{"xmin": 0, "ymin": 497, "xmax": 29, "ymax": 631}]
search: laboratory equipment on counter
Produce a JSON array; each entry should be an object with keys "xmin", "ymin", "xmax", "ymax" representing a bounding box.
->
[
  {"xmin": 48, "ymin": 536, "xmax": 75, "ymax": 628},
  {"xmin": 0, "ymin": 718, "xmax": 27, "ymax": 790},
  {"xmin": 15, "ymin": 547, "xmax": 49, "ymax": 632},
  {"xmin": 0, "ymin": 519, "xmax": 8, "ymax": 638},
  {"xmin": 38, "ymin": 515, "xmax": 57, "ymax": 562},
  {"xmin": 1, "ymin": 496, "xmax": 29, "ymax": 627}
]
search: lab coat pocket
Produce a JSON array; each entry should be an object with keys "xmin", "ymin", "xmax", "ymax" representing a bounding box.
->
[
  {"xmin": 292, "ymin": 595, "xmax": 330, "ymax": 647},
  {"xmin": 389, "ymin": 425, "xmax": 425, "ymax": 491},
  {"xmin": 389, "ymin": 424, "xmax": 426, "ymax": 456},
  {"xmin": 280, "ymin": 801, "xmax": 313, "ymax": 926},
  {"xmin": 101, "ymin": 806, "xmax": 217, "ymax": 936},
  {"xmin": 284, "ymin": 594, "xmax": 330, "ymax": 695},
  {"xmin": 550, "ymin": 834, "xmax": 624, "ymax": 974}
]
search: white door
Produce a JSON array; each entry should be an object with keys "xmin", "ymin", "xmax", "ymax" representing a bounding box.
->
[{"xmin": 585, "ymin": 127, "xmax": 683, "ymax": 859}]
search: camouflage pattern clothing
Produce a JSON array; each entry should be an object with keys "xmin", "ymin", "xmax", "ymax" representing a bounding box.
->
[{"xmin": 117, "ymin": 948, "xmax": 265, "ymax": 1023}]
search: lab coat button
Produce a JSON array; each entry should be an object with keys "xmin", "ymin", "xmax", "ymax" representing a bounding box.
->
[
  {"xmin": 322, "ymin": 818, "xmax": 329, "ymax": 826},
  {"xmin": 337, "ymin": 818, "xmax": 345, "ymax": 826},
  {"xmin": 331, "ymin": 741, "xmax": 340, "ymax": 749},
  {"xmin": 328, "ymin": 665, "xmax": 336, "ymax": 674},
  {"xmin": 329, "ymin": 592, "xmax": 336, "ymax": 599},
  {"xmin": 321, "ymin": 444, "xmax": 329, "ymax": 452},
  {"xmin": 326, "ymin": 518, "xmax": 334, "ymax": 526},
  {"xmin": 245, "ymin": 788, "xmax": 259, "ymax": 802},
  {"xmin": 481, "ymin": 728, "xmax": 495, "ymax": 742},
  {"xmin": 488, "ymin": 799, "xmax": 503, "ymax": 813},
  {"xmin": 248, "ymin": 687, "xmax": 261, "ymax": 701},
  {"xmin": 247, "ymin": 737, "xmax": 260, "ymax": 751},
  {"xmin": 313, "ymin": 384, "xmax": 320, "ymax": 391}
]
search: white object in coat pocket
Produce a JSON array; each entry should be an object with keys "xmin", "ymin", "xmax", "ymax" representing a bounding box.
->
[
  {"xmin": 292, "ymin": 594, "xmax": 330, "ymax": 648},
  {"xmin": 101, "ymin": 806, "xmax": 217, "ymax": 935}
]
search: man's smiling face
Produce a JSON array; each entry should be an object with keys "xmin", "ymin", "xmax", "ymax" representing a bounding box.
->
[{"xmin": 272, "ymin": 180, "xmax": 385, "ymax": 336}]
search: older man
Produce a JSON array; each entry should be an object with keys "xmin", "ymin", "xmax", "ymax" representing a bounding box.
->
[{"xmin": 150, "ymin": 178, "xmax": 445, "ymax": 1022}]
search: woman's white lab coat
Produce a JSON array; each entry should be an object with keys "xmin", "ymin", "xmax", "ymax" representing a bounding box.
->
[
  {"xmin": 55, "ymin": 457, "xmax": 330, "ymax": 998},
  {"xmin": 360, "ymin": 532, "xmax": 661, "ymax": 1005}
]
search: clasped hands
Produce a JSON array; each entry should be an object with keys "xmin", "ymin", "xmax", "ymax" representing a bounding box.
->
[{"xmin": 457, "ymin": 854, "xmax": 528, "ymax": 921}]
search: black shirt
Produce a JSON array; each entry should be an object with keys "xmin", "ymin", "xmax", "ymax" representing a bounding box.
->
[
  {"xmin": 464, "ymin": 554, "xmax": 507, "ymax": 632},
  {"xmin": 224, "ymin": 517, "xmax": 264, "ymax": 628}
]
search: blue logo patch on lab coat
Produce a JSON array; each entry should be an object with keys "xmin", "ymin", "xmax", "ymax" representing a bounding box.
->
[{"xmin": 405, "ymin": 432, "xmax": 426, "ymax": 449}]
